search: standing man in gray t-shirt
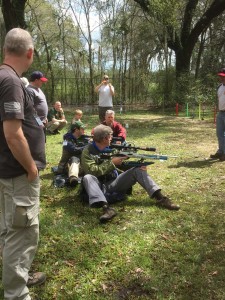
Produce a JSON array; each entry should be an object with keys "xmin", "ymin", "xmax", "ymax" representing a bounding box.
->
[
  {"xmin": 95, "ymin": 74, "xmax": 115, "ymax": 122},
  {"xmin": 27, "ymin": 70, "xmax": 48, "ymax": 126}
]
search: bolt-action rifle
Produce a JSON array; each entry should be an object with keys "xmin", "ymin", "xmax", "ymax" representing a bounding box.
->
[
  {"xmin": 110, "ymin": 143, "xmax": 157, "ymax": 152},
  {"xmin": 109, "ymin": 137, "xmax": 156, "ymax": 152},
  {"xmin": 75, "ymin": 135, "xmax": 92, "ymax": 148},
  {"xmin": 100, "ymin": 147, "xmax": 177, "ymax": 170}
]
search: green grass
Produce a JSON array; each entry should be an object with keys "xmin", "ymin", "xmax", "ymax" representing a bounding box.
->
[{"xmin": 1, "ymin": 112, "xmax": 225, "ymax": 300}]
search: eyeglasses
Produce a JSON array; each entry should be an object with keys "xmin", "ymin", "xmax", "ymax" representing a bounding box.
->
[{"xmin": 104, "ymin": 77, "xmax": 109, "ymax": 80}]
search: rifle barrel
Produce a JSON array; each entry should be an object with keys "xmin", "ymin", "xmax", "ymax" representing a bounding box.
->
[{"xmin": 110, "ymin": 144, "xmax": 156, "ymax": 152}]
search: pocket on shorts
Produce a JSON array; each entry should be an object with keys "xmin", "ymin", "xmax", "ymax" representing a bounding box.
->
[
  {"xmin": 13, "ymin": 174, "xmax": 40, "ymax": 206},
  {"xmin": 12, "ymin": 204, "xmax": 39, "ymax": 228},
  {"xmin": 12, "ymin": 206, "xmax": 28, "ymax": 228}
]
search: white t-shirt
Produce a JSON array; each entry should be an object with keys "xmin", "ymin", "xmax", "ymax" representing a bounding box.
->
[
  {"xmin": 98, "ymin": 84, "xmax": 114, "ymax": 107},
  {"xmin": 218, "ymin": 84, "xmax": 225, "ymax": 110}
]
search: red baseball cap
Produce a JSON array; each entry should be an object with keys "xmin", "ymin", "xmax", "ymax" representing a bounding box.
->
[
  {"xmin": 217, "ymin": 68, "xmax": 225, "ymax": 77},
  {"xmin": 29, "ymin": 71, "xmax": 48, "ymax": 82}
]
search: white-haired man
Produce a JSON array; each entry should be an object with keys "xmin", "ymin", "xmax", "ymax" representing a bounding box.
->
[{"xmin": 102, "ymin": 109, "xmax": 126, "ymax": 143}]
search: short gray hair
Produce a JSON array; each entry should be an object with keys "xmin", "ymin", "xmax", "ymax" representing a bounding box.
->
[
  {"xmin": 93, "ymin": 124, "xmax": 113, "ymax": 142},
  {"xmin": 105, "ymin": 110, "xmax": 115, "ymax": 116},
  {"xmin": 4, "ymin": 28, "xmax": 34, "ymax": 56}
]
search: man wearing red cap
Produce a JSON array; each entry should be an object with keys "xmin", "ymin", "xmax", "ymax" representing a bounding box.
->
[
  {"xmin": 210, "ymin": 68, "xmax": 225, "ymax": 161},
  {"xmin": 27, "ymin": 71, "xmax": 48, "ymax": 127}
]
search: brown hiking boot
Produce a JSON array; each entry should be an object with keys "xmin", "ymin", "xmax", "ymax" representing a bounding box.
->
[
  {"xmin": 99, "ymin": 205, "xmax": 117, "ymax": 222},
  {"xmin": 210, "ymin": 152, "xmax": 223, "ymax": 159},
  {"xmin": 27, "ymin": 272, "xmax": 46, "ymax": 287},
  {"xmin": 156, "ymin": 197, "xmax": 180, "ymax": 211}
]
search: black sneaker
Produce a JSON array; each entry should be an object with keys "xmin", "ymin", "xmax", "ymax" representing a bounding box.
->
[
  {"xmin": 210, "ymin": 152, "xmax": 223, "ymax": 159},
  {"xmin": 27, "ymin": 272, "xmax": 46, "ymax": 287},
  {"xmin": 156, "ymin": 197, "xmax": 180, "ymax": 211},
  {"xmin": 99, "ymin": 205, "xmax": 117, "ymax": 222}
]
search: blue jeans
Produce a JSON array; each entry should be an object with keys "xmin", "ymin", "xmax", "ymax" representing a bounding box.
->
[{"xmin": 216, "ymin": 111, "xmax": 225, "ymax": 154}]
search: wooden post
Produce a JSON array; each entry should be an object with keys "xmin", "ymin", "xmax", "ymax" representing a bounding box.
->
[{"xmin": 176, "ymin": 103, "xmax": 179, "ymax": 116}]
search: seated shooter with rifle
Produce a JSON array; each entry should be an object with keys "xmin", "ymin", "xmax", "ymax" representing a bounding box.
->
[
  {"xmin": 57, "ymin": 121, "xmax": 90, "ymax": 186},
  {"xmin": 81, "ymin": 124, "xmax": 180, "ymax": 222}
]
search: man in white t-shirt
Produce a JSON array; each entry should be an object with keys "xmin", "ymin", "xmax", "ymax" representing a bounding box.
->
[
  {"xmin": 95, "ymin": 74, "xmax": 115, "ymax": 122},
  {"xmin": 210, "ymin": 68, "xmax": 225, "ymax": 161}
]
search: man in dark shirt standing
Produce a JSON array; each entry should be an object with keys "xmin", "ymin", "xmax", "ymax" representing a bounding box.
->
[{"xmin": 0, "ymin": 28, "xmax": 46, "ymax": 300}]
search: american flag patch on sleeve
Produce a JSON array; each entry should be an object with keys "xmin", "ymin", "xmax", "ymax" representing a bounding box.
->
[{"xmin": 4, "ymin": 102, "xmax": 21, "ymax": 113}]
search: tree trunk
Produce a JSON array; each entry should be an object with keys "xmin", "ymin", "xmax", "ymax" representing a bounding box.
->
[
  {"xmin": 134, "ymin": 0, "xmax": 225, "ymax": 79},
  {"xmin": 2, "ymin": 0, "xmax": 27, "ymax": 31},
  {"xmin": 195, "ymin": 31, "xmax": 206, "ymax": 79}
]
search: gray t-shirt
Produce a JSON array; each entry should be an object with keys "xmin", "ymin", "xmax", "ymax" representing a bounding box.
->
[
  {"xmin": 27, "ymin": 84, "xmax": 48, "ymax": 122},
  {"xmin": 0, "ymin": 66, "xmax": 46, "ymax": 178}
]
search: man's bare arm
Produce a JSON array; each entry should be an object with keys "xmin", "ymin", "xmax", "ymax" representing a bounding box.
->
[
  {"xmin": 109, "ymin": 84, "xmax": 115, "ymax": 96},
  {"xmin": 95, "ymin": 82, "xmax": 104, "ymax": 93}
]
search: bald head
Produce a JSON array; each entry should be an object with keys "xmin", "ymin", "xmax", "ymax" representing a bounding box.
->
[{"xmin": 4, "ymin": 28, "xmax": 34, "ymax": 56}]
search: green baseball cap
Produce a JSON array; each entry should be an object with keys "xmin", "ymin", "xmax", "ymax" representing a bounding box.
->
[{"xmin": 71, "ymin": 121, "xmax": 86, "ymax": 132}]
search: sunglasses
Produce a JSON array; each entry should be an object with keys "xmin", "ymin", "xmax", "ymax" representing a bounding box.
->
[{"xmin": 104, "ymin": 77, "xmax": 109, "ymax": 80}]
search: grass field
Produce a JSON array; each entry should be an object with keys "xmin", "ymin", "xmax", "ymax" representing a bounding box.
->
[{"xmin": 1, "ymin": 112, "xmax": 225, "ymax": 300}]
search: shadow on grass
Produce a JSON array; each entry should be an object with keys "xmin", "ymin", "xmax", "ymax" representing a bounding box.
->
[{"xmin": 169, "ymin": 159, "xmax": 219, "ymax": 169}]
